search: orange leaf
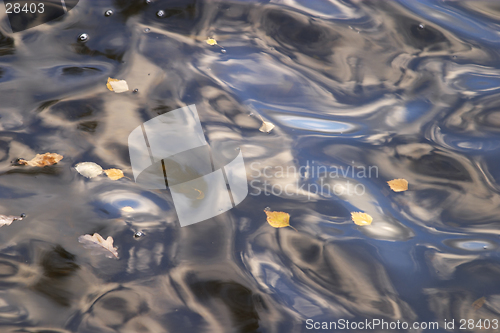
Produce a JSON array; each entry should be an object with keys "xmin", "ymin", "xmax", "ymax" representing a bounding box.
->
[
  {"xmin": 264, "ymin": 209, "xmax": 296, "ymax": 231},
  {"xmin": 387, "ymin": 178, "xmax": 408, "ymax": 192},
  {"xmin": 18, "ymin": 153, "xmax": 63, "ymax": 167},
  {"xmin": 104, "ymin": 168, "xmax": 124, "ymax": 180}
]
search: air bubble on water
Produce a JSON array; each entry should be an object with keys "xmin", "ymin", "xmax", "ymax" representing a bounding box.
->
[
  {"xmin": 144, "ymin": 28, "xmax": 151, "ymax": 33},
  {"xmin": 157, "ymin": 10, "xmax": 165, "ymax": 18},
  {"xmin": 145, "ymin": 0, "xmax": 152, "ymax": 3},
  {"xmin": 484, "ymin": 246, "xmax": 488, "ymax": 249},
  {"xmin": 78, "ymin": 33, "xmax": 89, "ymax": 42},
  {"xmin": 264, "ymin": 207, "xmax": 271, "ymax": 211},
  {"xmin": 134, "ymin": 231, "xmax": 145, "ymax": 238},
  {"xmin": 133, "ymin": 88, "xmax": 139, "ymax": 93},
  {"xmin": 104, "ymin": 10, "xmax": 113, "ymax": 17},
  {"xmin": 418, "ymin": 23, "xmax": 425, "ymax": 30},
  {"xmin": 221, "ymin": 49, "xmax": 227, "ymax": 54},
  {"xmin": 20, "ymin": 213, "xmax": 26, "ymax": 218}
]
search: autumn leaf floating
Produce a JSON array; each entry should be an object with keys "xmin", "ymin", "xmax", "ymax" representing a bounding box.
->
[
  {"xmin": 75, "ymin": 162, "xmax": 125, "ymax": 180},
  {"xmin": 264, "ymin": 209, "xmax": 297, "ymax": 231},
  {"xmin": 387, "ymin": 178, "xmax": 408, "ymax": 192},
  {"xmin": 78, "ymin": 233, "xmax": 119, "ymax": 259},
  {"xmin": 259, "ymin": 121, "xmax": 275, "ymax": 133},
  {"xmin": 75, "ymin": 162, "xmax": 103, "ymax": 179},
  {"xmin": 0, "ymin": 214, "xmax": 24, "ymax": 228},
  {"xmin": 351, "ymin": 212, "xmax": 373, "ymax": 226},
  {"xmin": 106, "ymin": 77, "xmax": 129, "ymax": 93},
  {"xmin": 18, "ymin": 153, "xmax": 63, "ymax": 167},
  {"xmin": 104, "ymin": 168, "xmax": 124, "ymax": 180},
  {"xmin": 472, "ymin": 296, "xmax": 486, "ymax": 311},
  {"xmin": 206, "ymin": 38, "xmax": 218, "ymax": 46}
]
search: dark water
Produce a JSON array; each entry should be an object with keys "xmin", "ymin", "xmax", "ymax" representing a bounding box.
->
[{"xmin": 0, "ymin": 0, "xmax": 500, "ymax": 332}]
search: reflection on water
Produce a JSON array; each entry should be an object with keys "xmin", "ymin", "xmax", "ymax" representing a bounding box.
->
[{"xmin": 0, "ymin": 0, "xmax": 499, "ymax": 331}]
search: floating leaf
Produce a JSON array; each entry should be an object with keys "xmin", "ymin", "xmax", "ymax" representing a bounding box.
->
[
  {"xmin": 0, "ymin": 214, "xmax": 23, "ymax": 227},
  {"xmin": 387, "ymin": 178, "xmax": 408, "ymax": 192},
  {"xmin": 78, "ymin": 233, "xmax": 118, "ymax": 259},
  {"xmin": 351, "ymin": 212, "xmax": 373, "ymax": 226},
  {"xmin": 104, "ymin": 168, "xmax": 124, "ymax": 180},
  {"xmin": 259, "ymin": 121, "xmax": 275, "ymax": 133},
  {"xmin": 18, "ymin": 153, "xmax": 63, "ymax": 167},
  {"xmin": 264, "ymin": 209, "xmax": 297, "ymax": 231},
  {"xmin": 472, "ymin": 296, "xmax": 486, "ymax": 311},
  {"xmin": 121, "ymin": 206, "xmax": 134, "ymax": 213},
  {"xmin": 106, "ymin": 77, "xmax": 129, "ymax": 93},
  {"xmin": 75, "ymin": 162, "xmax": 103, "ymax": 178},
  {"xmin": 206, "ymin": 38, "xmax": 217, "ymax": 45}
]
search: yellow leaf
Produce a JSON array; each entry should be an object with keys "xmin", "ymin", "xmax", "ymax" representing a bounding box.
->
[
  {"xmin": 106, "ymin": 77, "xmax": 129, "ymax": 93},
  {"xmin": 104, "ymin": 168, "xmax": 124, "ymax": 180},
  {"xmin": 387, "ymin": 178, "xmax": 408, "ymax": 192},
  {"xmin": 259, "ymin": 121, "xmax": 275, "ymax": 133},
  {"xmin": 18, "ymin": 153, "xmax": 63, "ymax": 167},
  {"xmin": 264, "ymin": 209, "xmax": 297, "ymax": 231},
  {"xmin": 206, "ymin": 38, "xmax": 217, "ymax": 45},
  {"xmin": 351, "ymin": 212, "xmax": 373, "ymax": 226},
  {"xmin": 472, "ymin": 296, "xmax": 486, "ymax": 311}
]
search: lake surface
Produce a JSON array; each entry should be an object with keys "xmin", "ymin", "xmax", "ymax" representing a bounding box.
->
[{"xmin": 0, "ymin": 0, "xmax": 499, "ymax": 332}]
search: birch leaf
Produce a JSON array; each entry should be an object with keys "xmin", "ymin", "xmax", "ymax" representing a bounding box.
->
[
  {"xmin": 18, "ymin": 153, "xmax": 63, "ymax": 167},
  {"xmin": 104, "ymin": 168, "xmax": 124, "ymax": 180},
  {"xmin": 106, "ymin": 77, "xmax": 129, "ymax": 93},
  {"xmin": 472, "ymin": 297, "xmax": 486, "ymax": 311},
  {"xmin": 387, "ymin": 179, "xmax": 408, "ymax": 192},
  {"xmin": 259, "ymin": 121, "xmax": 275, "ymax": 133},
  {"xmin": 78, "ymin": 233, "xmax": 119, "ymax": 259},
  {"xmin": 121, "ymin": 206, "xmax": 134, "ymax": 213},
  {"xmin": 264, "ymin": 209, "xmax": 297, "ymax": 231},
  {"xmin": 351, "ymin": 212, "xmax": 373, "ymax": 226},
  {"xmin": 0, "ymin": 214, "xmax": 23, "ymax": 227},
  {"xmin": 206, "ymin": 38, "xmax": 217, "ymax": 45},
  {"xmin": 75, "ymin": 162, "xmax": 103, "ymax": 178}
]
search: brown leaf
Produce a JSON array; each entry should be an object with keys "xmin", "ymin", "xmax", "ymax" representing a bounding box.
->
[
  {"xmin": 387, "ymin": 179, "xmax": 408, "ymax": 192},
  {"xmin": 264, "ymin": 209, "xmax": 297, "ymax": 231},
  {"xmin": 104, "ymin": 168, "xmax": 124, "ymax": 180},
  {"xmin": 472, "ymin": 296, "xmax": 486, "ymax": 311},
  {"xmin": 18, "ymin": 153, "xmax": 63, "ymax": 167},
  {"xmin": 78, "ymin": 233, "xmax": 118, "ymax": 259},
  {"xmin": 351, "ymin": 212, "xmax": 373, "ymax": 226}
]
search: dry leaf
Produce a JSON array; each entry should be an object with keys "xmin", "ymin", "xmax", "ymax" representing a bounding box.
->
[
  {"xmin": 351, "ymin": 212, "xmax": 373, "ymax": 226},
  {"xmin": 121, "ymin": 206, "xmax": 134, "ymax": 213},
  {"xmin": 104, "ymin": 168, "xmax": 124, "ymax": 180},
  {"xmin": 106, "ymin": 77, "xmax": 129, "ymax": 93},
  {"xmin": 387, "ymin": 178, "xmax": 408, "ymax": 192},
  {"xmin": 75, "ymin": 162, "xmax": 103, "ymax": 178},
  {"xmin": 264, "ymin": 209, "xmax": 297, "ymax": 231},
  {"xmin": 472, "ymin": 297, "xmax": 486, "ymax": 311},
  {"xmin": 259, "ymin": 121, "xmax": 275, "ymax": 133},
  {"xmin": 206, "ymin": 38, "xmax": 217, "ymax": 45},
  {"xmin": 0, "ymin": 214, "xmax": 23, "ymax": 227},
  {"xmin": 78, "ymin": 233, "xmax": 118, "ymax": 259},
  {"xmin": 18, "ymin": 153, "xmax": 63, "ymax": 167}
]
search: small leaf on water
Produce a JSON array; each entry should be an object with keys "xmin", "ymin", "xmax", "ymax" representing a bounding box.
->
[
  {"xmin": 104, "ymin": 168, "xmax": 124, "ymax": 180},
  {"xmin": 18, "ymin": 153, "xmax": 63, "ymax": 167},
  {"xmin": 351, "ymin": 212, "xmax": 373, "ymax": 226},
  {"xmin": 106, "ymin": 77, "xmax": 129, "ymax": 93},
  {"xmin": 0, "ymin": 214, "xmax": 23, "ymax": 227},
  {"xmin": 259, "ymin": 121, "xmax": 275, "ymax": 133},
  {"xmin": 78, "ymin": 233, "xmax": 119, "ymax": 259},
  {"xmin": 121, "ymin": 206, "xmax": 134, "ymax": 212},
  {"xmin": 264, "ymin": 210, "xmax": 296, "ymax": 231},
  {"xmin": 206, "ymin": 38, "xmax": 217, "ymax": 45},
  {"xmin": 472, "ymin": 296, "xmax": 486, "ymax": 311},
  {"xmin": 387, "ymin": 178, "xmax": 408, "ymax": 192},
  {"xmin": 75, "ymin": 162, "xmax": 103, "ymax": 178}
]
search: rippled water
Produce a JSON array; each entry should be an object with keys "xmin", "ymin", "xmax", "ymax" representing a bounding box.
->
[{"xmin": 0, "ymin": 0, "xmax": 500, "ymax": 332}]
